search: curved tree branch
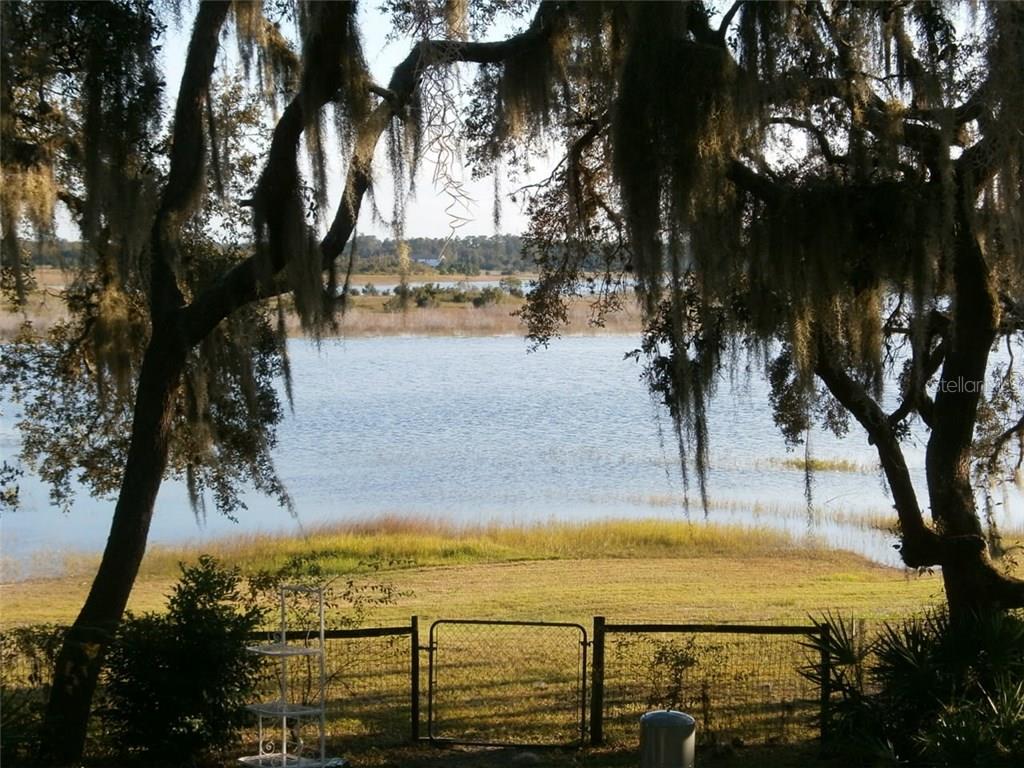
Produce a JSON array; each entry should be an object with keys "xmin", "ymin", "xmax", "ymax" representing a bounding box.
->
[
  {"xmin": 149, "ymin": 0, "xmax": 231, "ymax": 319},
  {"xmin": 813, "ymin": 334, "xmax": 945, "ymax": 569},
  {"xmin": 717, "ymin": 0, "xmax": 744, "ymax": 44},
  {"xmin": 184, "ymin": 1, "xmax": 569, "ymax": 342}
]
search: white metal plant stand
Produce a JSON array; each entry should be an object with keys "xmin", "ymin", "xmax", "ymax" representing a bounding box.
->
[{"xmin": 239, "ymin": 585, "xmax": 327, "ymax": 767}]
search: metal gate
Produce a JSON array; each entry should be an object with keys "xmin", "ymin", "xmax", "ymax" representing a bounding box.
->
[{"xmin": 427, "ymin": 619, "xmax": 588, "ymax": 746}]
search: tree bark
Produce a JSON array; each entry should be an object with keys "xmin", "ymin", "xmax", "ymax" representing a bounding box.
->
[
  {"xmin": 37, "ymin": 4, "xmax": 567, "ymax": 762},
  {"xmin": 37, "ymin": 326, "xmax": 188, "ymax": 764},
  {"xmin": 38, "ymin": 3, "xmax": 230, "ymax": 763},
  {"xmin": 925, "ymin": 169, "xmax": 1004, "ymax": 619},
  {"xmin": 812, "ymin": 164, "xmax": 1024, "ymax": 620}
]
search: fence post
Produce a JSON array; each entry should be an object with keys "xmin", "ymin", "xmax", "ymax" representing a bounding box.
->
[
  {"xmin": 818, "ymin": 622, "xmax": 831, "ymax": 744},
  {"xmin": 410, "ymin": 615, "xmax": 420, "ymax": 741},
  {"xmin": 591, "ymin": 616, "xmax": 605, "ymax": 746}
]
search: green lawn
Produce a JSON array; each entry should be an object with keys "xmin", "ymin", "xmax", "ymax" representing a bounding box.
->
[
  {"xmin": 1, "ymin": 517, "xmax": 944, "ymax": 627},
  {"xmin": 1, "ymin": 518, "xmax": 951, "ymax": 767}
]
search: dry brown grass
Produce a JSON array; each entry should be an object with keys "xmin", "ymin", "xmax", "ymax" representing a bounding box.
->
[
  {"xmin": 317, "ymin": 297, "xmax": 641, "ymax": 337},
  {"xmin": 0, "ymin": 267, "xmax": 70, "ymax": 338},
  {"xmin": 2, "ymin": 269, "xmax": 642, "ymax": 339}
]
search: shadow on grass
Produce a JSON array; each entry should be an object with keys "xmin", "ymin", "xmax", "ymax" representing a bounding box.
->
[{"xmin": 332, "ymin": 740, "xmax": 843, "ymax": 768}]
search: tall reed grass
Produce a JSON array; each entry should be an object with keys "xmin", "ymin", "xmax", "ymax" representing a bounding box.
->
[
  {"xmin": 289, "ymin": 297, "xmax": 641, "ymax": 338},
  {"xmin": 134, "ymin": 516, "xmax": 814, "ymax": 579}
]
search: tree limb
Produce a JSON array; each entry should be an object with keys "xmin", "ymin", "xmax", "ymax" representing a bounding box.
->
[
  {"xmin": 767, "ymin": 116, "xmax": 844, "ymax": 165},
  {"xmin": 184, "ymin": 1, "xmax": 568, "ymax": 342},
  {"xmin": 987, "ymin": 412, "xmax": 1024, "ymax": 473},
  {"xmin": 813, "ymin": 334, "xmax": 945, "ymax": 568},
  {"xmin": 149, "ymin": 0, "xmax": 231, "ymax": 319},
  {"xmin": 726, "ymin": 160, "xmax": 783, "ymax": 203},
  {"xmin": 887, "ymin": 313, "xmax": 949, "ymax": 430},
  {"xmin": 717, "ymin": 0, "xmax": 744, "ymax": 44}
]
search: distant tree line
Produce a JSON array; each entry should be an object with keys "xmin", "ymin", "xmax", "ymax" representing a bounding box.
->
[
  {"xmin": 343, "ymin": 234, "xmax": 526, "ymax": 274},
  {"xmin": 26, "ymin": 235, "xmax": 533, "ymax": 275}
]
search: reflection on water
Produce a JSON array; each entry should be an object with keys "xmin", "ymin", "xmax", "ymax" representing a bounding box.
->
[{"xmin": 2, "ymin": 335, "xmax": 1021, "ymax": 577}]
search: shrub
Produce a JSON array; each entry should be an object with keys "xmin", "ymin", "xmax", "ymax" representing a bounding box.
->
[
  {"xmin": 472, "ymin": 286, "xmax": 504, "ymax": 307},
  {"xmin": 246, "ymin": 553, "xmax": 407, "ymax": 631},
  {"xmin": 498, "ymin": 277, "xmax": 523, "ymax": 297},
  {"xmin": 103, "ymin": 555, "xmax": 264, "ymax": 764},
  {"xmin": 0, "ymin": 624, "xmax": 66, "ymax": 764},
  {"xmin": 383, "ymin": 282, "xmax": 411, "ymax": 311},
  {"xmin": 805, "ymin": 610, "xmax": 1024, "ymax": 767},
  {"xmin": 413, "ymin": 283, "xmax": 440, "ymax": 308}
]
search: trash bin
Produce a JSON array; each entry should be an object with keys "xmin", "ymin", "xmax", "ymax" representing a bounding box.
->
[{"xmin": 640, "ymin": 710, "xmax": 696, "ymax": 768}]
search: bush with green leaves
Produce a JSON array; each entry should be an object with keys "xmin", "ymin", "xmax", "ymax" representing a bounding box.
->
[
  {"xmin": 246, "ymin": 552, "xmax": 408, "ymax": 632},
  {"xmin": 805, "ymin": 610, "xmax": 1024, "ymax": 767},
  {"xmin": 103, "ymin": 556, "xmax": 264, "ymax": 764},
  {"xmin": 471, "ymin": 286, "xmax": 504, "ymax": 307},
  {"xmin": 0, "ymin": 624, "xmax": 66, "ymax": 764}
]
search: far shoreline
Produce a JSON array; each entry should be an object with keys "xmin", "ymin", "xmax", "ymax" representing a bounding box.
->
[{"xmin": 1, "ymin": 268, "xmax": 644, "ymax": 340}]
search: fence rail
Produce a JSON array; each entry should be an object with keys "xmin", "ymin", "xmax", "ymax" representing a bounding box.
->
[
  {"xmin": 591, "ymin": 617, "xmax": 827, "ymax": 747},
  {"xmin": 2, "ymin": 615, "xmax": 831, "ymax": 753},
  {"xmin": 247, "ymin": 620, "xmax": 419, "ymax": 747}
]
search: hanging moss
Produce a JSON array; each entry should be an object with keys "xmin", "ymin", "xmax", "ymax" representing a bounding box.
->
[
  {"xmin": 251, "ymin": 0, "xmax": 371, "ymax": 335},
  {"xmin": 612, "ymin": 2, "xmax": 743, "ymax": 312},
  {"xmin": 494, "ymin": 6, "xmax": 570, "ymax": 143},
  {"xmin": 513, "ymin": 0, "xmax": 1024, "ymax": 517}
]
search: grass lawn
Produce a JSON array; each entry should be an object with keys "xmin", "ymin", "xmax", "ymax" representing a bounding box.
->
[
  {"xmin": 1, "ymin": 518, "xmax": 951, "ymax": 768},
  {"xmin": 0, "ymin": 517, "xmax": 944, "ymax": 627}
]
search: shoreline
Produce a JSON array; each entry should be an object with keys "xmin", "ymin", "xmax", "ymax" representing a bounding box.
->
[
  {"xmin": 1, "ymin": 269, "xmax": 644, "ymax": 340},
  {"xmin": 0, "ymin": 516, "xmax": 945, "ymax": 628}
]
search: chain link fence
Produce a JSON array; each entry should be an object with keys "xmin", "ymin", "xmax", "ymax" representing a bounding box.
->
[
  {"xmin": 246, "ymin": 625, "xmax": 416, "ymax": 751},
  {"xmin": 593, "ymin": 620, "xmax": 825, "ymax": 748},
  {"xmin": 3, "ymin": 615, "xmax": 834, "ymax": 758},
  {"xmin": 0, "ymin": 625, "xmax": 66, "ymax": 763},
  {"xmin": 427, "ymin": 620, "xmax": 588, "ymax": 746}
]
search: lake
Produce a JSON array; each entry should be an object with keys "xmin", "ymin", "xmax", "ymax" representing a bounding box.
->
[{"xmin": 2, "ymin": 335, "xmax": 1020, "ymax": 576}]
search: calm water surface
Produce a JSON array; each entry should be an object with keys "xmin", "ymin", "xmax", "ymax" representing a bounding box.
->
[{"xmin": 2, "ymin": 335, "xmax": 1020, "ymax": 576}]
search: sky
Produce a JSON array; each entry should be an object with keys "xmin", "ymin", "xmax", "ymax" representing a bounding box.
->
[
  {"xmin": 152, "ymin": 3, "xmax": 547, "ymax": 241},
  {"xmin": 59, "ymin": 1, "xmax": 742, "ymax": 243}
]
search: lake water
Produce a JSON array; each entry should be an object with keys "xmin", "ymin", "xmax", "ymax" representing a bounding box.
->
[{"xmin": 2, "ymin": 335, "xmax": 1021, "ymax": 577}]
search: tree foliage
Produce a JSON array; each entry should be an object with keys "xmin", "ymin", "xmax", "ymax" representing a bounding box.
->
[
  {"xmin": 103, "ymin": 556, "xmax": 264, "ymax": 763},
  {"xmin": 2, "ymin": 66, "xmax": 290, "ymax": 520},
  {"xmin": 486, "ymin": 1, "xmax": 1024, "ymax": 615},
  {"xmin": 804, "ymin": 610, "xmax": 1024, "ymax": 766},
  {"xmin": 2, "ymin": 1, "xmax": 1023, "ymax": 763}
]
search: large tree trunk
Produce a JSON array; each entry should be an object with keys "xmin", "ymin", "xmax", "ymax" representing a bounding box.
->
[
  {"xmin": 38, "ymin": 325, "xmax": 186, "ymax": 765},
  {"xmin": 924, "ymin": 174, "xmax": 1001, "ymax": 621},
  {"xmin": 38, "ymin": 4, "xmax": 230, "ymax": 759},
  {"xmin": 34, "ymin": 7, "xmax": 562, "ymax": 762}
]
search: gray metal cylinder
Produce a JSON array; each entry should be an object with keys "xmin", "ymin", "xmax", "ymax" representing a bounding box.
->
[{"xmin": 639, "ymin": 710, "xmax": 696, "ymax": 768}]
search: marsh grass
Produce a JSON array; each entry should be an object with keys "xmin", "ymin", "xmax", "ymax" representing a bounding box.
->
[
  {"xmin": 136, "ymin": 516, "xmax": 806, "ymax": 579},
  {"xmin": 300, "ymin": 295, "xmax": 642, "ymax": 337},
  {"xmin": 768, "ymin": 457, "xmax": 874, "ymax": 473},
  {"xmin": 1, "ymin": 516, "xmax": 945, "ymax": 629},
  {"xmin": 2, "ymin": 269, "xmax": 643, "ymax": 339},
  {"xmin": 625, "ymin": 495, "xmax": 897, "ymax": 533}
]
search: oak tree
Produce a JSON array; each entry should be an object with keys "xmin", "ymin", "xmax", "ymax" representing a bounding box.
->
[{"xmin": 3, "ymin": 2, "xmax": 1023, "ymax": 764}]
